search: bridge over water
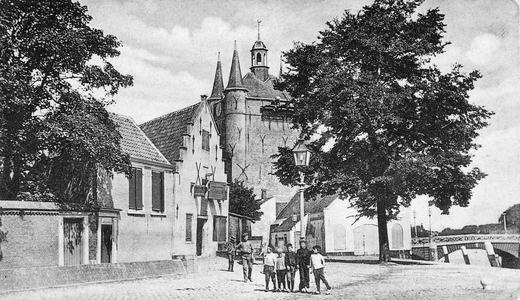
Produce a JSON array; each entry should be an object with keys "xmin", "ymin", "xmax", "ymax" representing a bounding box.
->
[{"xmin": 411, "ymin": 234, "xmax": 520, "ymax": 268}]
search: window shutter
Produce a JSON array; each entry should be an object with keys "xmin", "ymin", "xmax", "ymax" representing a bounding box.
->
[
  {"xmin": 136, "ymin": 168, "xmax": 143, "ymax": 210},
  {"xmin": 152, "ymin": 171, "xmax": 159, "ymax": 211},
  {"xmin": 218, "ymin": 217, "xmax": 227, "ymax": 242},
  {"xmin": 152, "ymin": 171, "xmax": 164, "ymax": 212},
  {"xmin": 213, "ymin": 216, "xmax": 217, "ymax": 242},
  {"xmin": 129, "ymin": 168, "xmax": 136, "ymax": 209},
  {"xmin": 186, "ymin": 214, "xmax": 192, "ymax": 241},
  {"xmin": 160, "ymin": 172, "xmax": 164, "ymax": 212}
]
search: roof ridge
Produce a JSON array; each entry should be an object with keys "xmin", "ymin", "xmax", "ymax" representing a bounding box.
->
[{"xmin": 140, "ymin": 103, "xmax": 200, "ymax": 126}]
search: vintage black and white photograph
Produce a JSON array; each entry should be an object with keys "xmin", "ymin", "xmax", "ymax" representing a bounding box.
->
[{"xmin": 0, "ymin": 0, "xmax": 519, "ymax": 299}]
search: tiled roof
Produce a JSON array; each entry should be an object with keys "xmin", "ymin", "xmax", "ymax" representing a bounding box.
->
[
  {"xmin": 243, "ymin": 72, "xmax": 290, "ymax": 100},
  {"xmin": 276, "ymin": 192, "xmax": 316, "ymax": 220},
  {"xmin": 139, "ymin": 103, "xmax": 200, "ymax": 169},
  {"xmin": 308, "ymin": 194, "xmax": 341, "ymax": 214},
  {"xmin": 111, "ymin": 113, "xmax": 171, "ymax": 166},
  {"xmin": 273, "ymin": 216, "xmax": 298, "ymax": 233},
  {"xmin": 276, "ymin": 192, "xmax": 341, "ymax": 220}
]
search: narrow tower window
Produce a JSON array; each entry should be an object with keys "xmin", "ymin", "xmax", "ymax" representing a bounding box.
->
[{"xmin": 256, "ymin": 53, "xmax": 262, "ymax": 64}]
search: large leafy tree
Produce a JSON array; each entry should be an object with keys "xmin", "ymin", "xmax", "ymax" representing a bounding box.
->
[
  {"xmin": 0, "ymin": 0, "xmax": 133, "ymax": 206},
  {"xmin": 500, "ymin": 204, "xmax": 520, "ymax": 233},
  {"xmin": 229, "ymin": 179, "xmax": 264, "ymax": 221},
  {"xmin": 274, "ymin": 0, "xmax": 492, "ymax": 261}
]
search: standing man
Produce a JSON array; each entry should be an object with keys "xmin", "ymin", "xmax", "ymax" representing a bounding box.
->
[
  {"xmin": 226, "ymin": 236, "xmax": 236, "ymax": 272},
  {"xmin": 236, "ymin": 232, "xmax": 254, "ymax": 282},
  {"xmin": 285, "ymin": 243, "xmax": 298, "ymax": 292},
  {"xmin": 296, "ymin": 240, "xmax": 311, "ymax": 293}
]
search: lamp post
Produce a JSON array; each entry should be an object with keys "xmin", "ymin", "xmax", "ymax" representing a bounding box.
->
[
  {"xmin": 428, "ymin": 207, "xmax": 432, "ymax": 244},
  {"xmin": 293, "ymin": 139, "xmax": 311, "ymax": 241},
  {"xmin": 413, "ymin": 210, "xmax": 417, "ymax": 241},
  {"xmin": 503, "ymin": 213, "xmax": 507, "ymax": 235}
]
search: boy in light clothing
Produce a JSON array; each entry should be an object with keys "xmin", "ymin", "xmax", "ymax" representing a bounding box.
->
[
  {"xmin": 275, "ymin": 248, "xmax": 288, "ymax": 292},
  {"xmin": 263, "ymin": 247, "xmax": 277, "ymax": 292},
  {"xmin": 310, "ymin": 245, "xmax": 331, "ymax": 295}
]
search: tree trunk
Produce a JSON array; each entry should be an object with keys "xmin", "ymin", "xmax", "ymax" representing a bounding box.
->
[{"xmin": 377, "ymin": 199, "xmax": 390, "ymax": 262}]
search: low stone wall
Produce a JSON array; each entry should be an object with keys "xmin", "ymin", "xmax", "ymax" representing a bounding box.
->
[{"xmin": 0, "ymin": 259, "xmax": 191, "ymax": 292}]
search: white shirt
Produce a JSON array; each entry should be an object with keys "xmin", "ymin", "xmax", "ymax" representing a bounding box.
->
[
  {"xmin": 310, "ymin": 253, "xmax": 325, "ymax": 270},
  {"xmin": 264, "ymin": 252, "xmax": 277, "ymax": 267}
]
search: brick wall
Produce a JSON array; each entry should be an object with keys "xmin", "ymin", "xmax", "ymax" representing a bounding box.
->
[{"xmin": 0, "ymin": 212, "xmax": 60, "ymax": 269}]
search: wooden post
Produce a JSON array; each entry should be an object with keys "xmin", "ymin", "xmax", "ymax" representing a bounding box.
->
[
  {"xmin": 484, "ymin": 241, "xmax": 499, "ymax": 267},
  {"xmin": 442, "ymin": 245, "xmax": 449, "ymax": 263},
  {"xmin": 461, "ymin": 246, "xmax": 470, "ymax": 265}
]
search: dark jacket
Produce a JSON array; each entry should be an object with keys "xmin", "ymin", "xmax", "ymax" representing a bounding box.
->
[
  {"xmin": 296, "ymin": 248, "xmax": 311, "ymax": 266},
  {"xmin": 285, "ymin": 251, "xmax": 298, "ymax": 267}
]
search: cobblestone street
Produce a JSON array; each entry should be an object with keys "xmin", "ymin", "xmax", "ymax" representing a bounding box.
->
[{"xmin": 3, "ymin": 260, "xmax": 520, "ymax": 300}]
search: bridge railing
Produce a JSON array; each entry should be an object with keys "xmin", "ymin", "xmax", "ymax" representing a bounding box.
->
[{"xmin": 412, "ymin": 234, "xmax": 520, "ymax": 246}]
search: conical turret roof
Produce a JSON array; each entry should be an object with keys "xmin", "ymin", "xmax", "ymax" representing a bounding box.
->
[
  {"xmin": 209, "ymin": 53, "xmax": 224, "ymax": 100},
  {"xmin": 225, "ymin": 42, "xmax": 247, "ymax": 92}
]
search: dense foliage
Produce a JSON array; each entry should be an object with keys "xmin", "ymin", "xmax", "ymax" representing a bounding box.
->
[
  {"xmin": 273, "ymin": 0, "xmax": 492, "ymax": 260},
  {"xmin": 500, "ymin": 204, "xmax": 520, "ymax": 232},
  {"xmin": 229, "ymin": 179, "xmax": 264, "ymax": 221},
  {"xmin": 0, "ymin": 0, "xmax": 133, "ymax": 207}
]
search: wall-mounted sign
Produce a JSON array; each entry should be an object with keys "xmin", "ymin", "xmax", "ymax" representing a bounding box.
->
[
  {"xmin": 193, "ymin": 185, "xmax": 207, "ymax": 197},
  {"xmin": 208, "ymin": 181, "xmax": 227, "ymax": 200}
]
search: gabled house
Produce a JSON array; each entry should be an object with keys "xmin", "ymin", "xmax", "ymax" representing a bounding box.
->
[
  {"xmin": 109, "ymin": 113, "xmax": 175, "ymax": 263},
  {"xmin": 140, "ymin": 96, "xmax": 228, "ymax": 257},
  {"xmin": 270, "ymin": 192, "xmax": 316, "ymax": 249},
  {"xmin": 306, "ymin": 195, "xmax": 412, "ymax": 256},
  {"xmin": 250, "ymin": 195, "xmax": 277, "ymax": 247},
  {"xmin": 270, "ymin": 193, "xmax": 412, "ymax": 257},
  {"xmin": 0, "ymin": 113, "xmax": 175, "ymax": 269}
]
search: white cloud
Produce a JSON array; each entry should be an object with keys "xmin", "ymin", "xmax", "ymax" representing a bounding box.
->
[
  {"xmin": 466, "ymin": 33, "xmax": 502, "ymax": 67},
  {"xmin": 106, "ymin": 46, "xmax": 206, "ymax": 123}
]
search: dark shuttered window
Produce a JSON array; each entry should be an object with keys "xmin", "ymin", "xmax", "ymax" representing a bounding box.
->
[
  {"xmin": 186, "ymin": 214, "xmax": 193, "ymax": 242},
  {"xmin": 129, "ymin": 167, "xmax": 143, "ymax": 210},
  {"xmin": 152, "ymin": 171, "xmax": 164, "ymax": 212},
  {"xmin": 213, "ymin": 216, "xmax": 227, "ymax": 242}
]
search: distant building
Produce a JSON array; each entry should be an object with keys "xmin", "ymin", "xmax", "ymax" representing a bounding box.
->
[{"xmin": 207, "ymin": 37, "xmax": 300, "ymax": 203}]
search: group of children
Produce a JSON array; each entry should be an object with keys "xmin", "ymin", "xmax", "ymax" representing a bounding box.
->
[{"xmin": 262, "ymin": 241, "xmax": 331, "ymax": 295}]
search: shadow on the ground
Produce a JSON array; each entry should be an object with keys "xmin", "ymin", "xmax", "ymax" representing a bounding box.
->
[{"xmin": 327, "ymin": 258, "xmax": 381, "ymax": 265}]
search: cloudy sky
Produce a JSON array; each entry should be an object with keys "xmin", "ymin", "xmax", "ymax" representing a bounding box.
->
[{"xmin": 80, "ymin": 0, "xmax": 519, "ymax": 231}]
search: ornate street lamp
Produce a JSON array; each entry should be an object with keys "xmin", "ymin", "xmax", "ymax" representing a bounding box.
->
[
  {"xmin": 413, "ymin": 210, "xmax": 417, "ymax": 241},
  {"xmin": 293, "ymin": 139, "xmax": 311, "ymax": 241}
]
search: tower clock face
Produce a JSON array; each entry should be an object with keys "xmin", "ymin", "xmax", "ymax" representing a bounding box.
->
[{"xmin": 215, "ymin": 102, "xmax": 222, "ymax": 117}]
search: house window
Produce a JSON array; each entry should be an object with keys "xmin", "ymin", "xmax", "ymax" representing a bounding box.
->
[
  {"xmin": 151, "ymin": 171, "xmax": 164, "ymax": 212},
  {"xmin": 202, "ymin": 129, "xmax": 210, "ymax": 151},
  {"xmin": 129, "ymin": 167, "xmax": 143, "ymax": 210},
  {"xmin": 186, "ymin": 214, "xmax": 193, "ymax": 242},
  {"xmin": 213, "ymin": 216, "xmax": 227, "ymax": 242}
]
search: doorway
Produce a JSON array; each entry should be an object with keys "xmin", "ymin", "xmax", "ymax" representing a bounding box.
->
[
  {"xmin": 196, "ymin": 219, "xmax": 206, "ymax": 256},
  {"xmin": 353, "ymin": 224, "xmax": 379, "ymax": 256},
  {"xmin": 63, "ymin": 218, "xmax": 84, "ymax": 266},
  {"xmin": 101, "ymin": 224, "xmax": 113, "ymax": 263}
]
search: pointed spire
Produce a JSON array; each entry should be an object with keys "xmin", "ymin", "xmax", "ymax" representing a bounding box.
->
[
  {"xmin": 226, "ymin": 41, "xmax": 247, "ymax": 91},
  {"xmin": 209, "ymin": 52, "xmax": 224, "ymax": 100}
]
